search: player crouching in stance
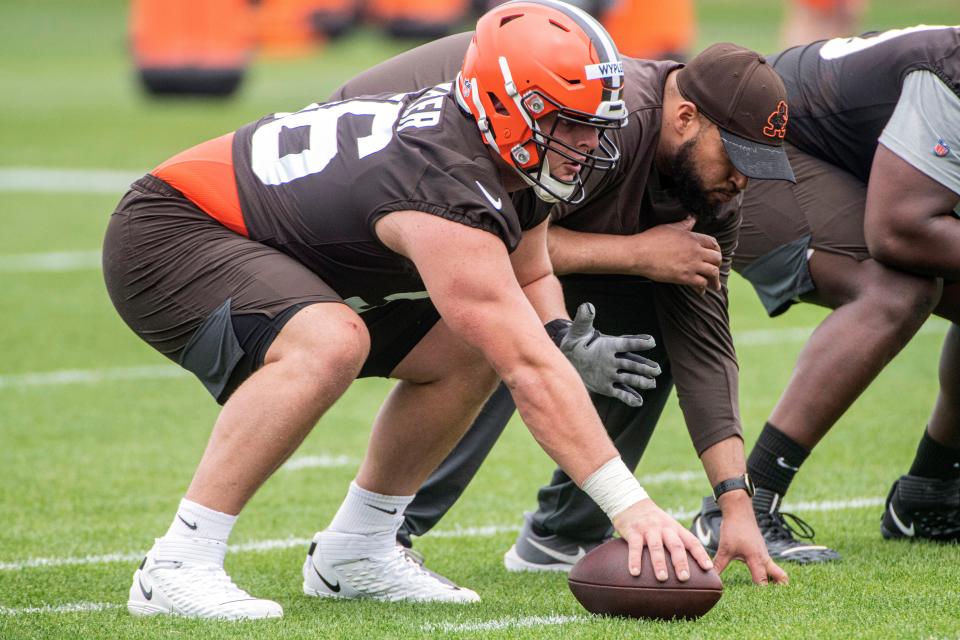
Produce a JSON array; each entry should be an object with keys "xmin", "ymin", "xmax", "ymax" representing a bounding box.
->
[{"xmin": 105, "ymin": 1, "xmax": 708, "ymax": 620}]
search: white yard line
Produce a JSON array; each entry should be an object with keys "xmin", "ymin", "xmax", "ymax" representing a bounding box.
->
[
  {"xmin": 0, "ymin": 320, "xmax": 950, "ymax": 392},
  {"xmin": 0, "ymin": 250, "xmax": 102, "ymax": 273},
  {"xmin": 281, "ymin": 454, "xmax": 358, "ymax": 471},
  {"xmin": 422, "ymin": 614, "xmax": 586, "ymax": 633},
  {"xmin": 0, "ymin": 601, "xmax": 121, "ymax": 616},
  {"xmin": 0, "ymin": 496, "xmax": 886, "ymax": 573},
  {"xmin": 0, "ymin": 167, "xmax": 142, "ymax": 194},
  {"xmin": 0, "ymin": 365, "xmax": 188, "ymax": 390}
]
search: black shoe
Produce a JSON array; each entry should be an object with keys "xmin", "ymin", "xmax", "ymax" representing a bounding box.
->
[
  {"xmin": 689, "ymin": 488, "xmax": 840, "ymax": 564},
  {"xmin": 753, "ymin": 488, "xmax": 840, "ymax": 564},
  {"xmin": 881, "ymin": 474, "xmax": 960, "ymax": 542}
]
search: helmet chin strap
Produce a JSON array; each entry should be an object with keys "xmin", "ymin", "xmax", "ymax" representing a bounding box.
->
[{"xmin": 517, "ymin": 155, "xmax": 581, "ymax": 204}]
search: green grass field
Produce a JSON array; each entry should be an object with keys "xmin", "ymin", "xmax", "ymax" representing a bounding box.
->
[{"xmin": 2, "ymin": 1, "xmax": 959, "ymax": 638}]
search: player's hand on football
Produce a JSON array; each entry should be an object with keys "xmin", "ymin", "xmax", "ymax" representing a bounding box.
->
[
  {"xmin": 633, "ymin": 218, "xmax": 722, "ymax": 294},
  {"xmin": 559, "ymin": 303, "xmax": 661, "ymax": 407},
  {"xmin": 713, "ymin": 493, "xmax": 789, "ymax": 585},
  {"xmin": 612, "ymin": 498, "xmax": 714, "ymax": 582}
]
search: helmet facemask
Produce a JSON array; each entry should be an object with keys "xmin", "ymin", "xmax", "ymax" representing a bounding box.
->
[{"xmin": 510, "ymin": 89, "xmax": 623, "ymax": 203}]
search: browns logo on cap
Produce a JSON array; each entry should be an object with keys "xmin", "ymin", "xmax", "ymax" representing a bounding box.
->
[{"xmin": 677, "ymin": 43, "xmax": 796, "ymax": 183}]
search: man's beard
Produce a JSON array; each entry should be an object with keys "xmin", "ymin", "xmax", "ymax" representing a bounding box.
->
[{"xmin": 669, "ymin": 136, "xmax": 726, "ymax": 224}]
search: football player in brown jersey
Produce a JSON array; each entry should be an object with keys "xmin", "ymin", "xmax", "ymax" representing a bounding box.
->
[
  {"xmin": 106, "ymin": 0, "xmax": 712, "ymax": 620},
  {"xmin": 691, "ymin": 25, "xmax": 960, "ymax": 562}
]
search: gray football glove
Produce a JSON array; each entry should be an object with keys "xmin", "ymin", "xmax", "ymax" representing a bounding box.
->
[{"xmin": 548, "ymin": 303, "xmax": 661, "ymax": 407}]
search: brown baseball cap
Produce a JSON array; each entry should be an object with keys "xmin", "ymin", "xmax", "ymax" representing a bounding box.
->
[{"xmin": 677, "ymin": 42, "xmax": 796, "ymax": 183}]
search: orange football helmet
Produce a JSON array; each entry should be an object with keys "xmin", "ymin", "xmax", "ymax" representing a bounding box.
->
[{"xmin": 456, "ymin": 0, "xmax": 627, "ymax": 203}]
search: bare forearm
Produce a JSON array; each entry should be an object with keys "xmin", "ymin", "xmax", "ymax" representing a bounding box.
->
[
  {"xmin": 522, "ymin": 273, "xmax": 569, "ymax": 323},
  {"xmin": 503, "ymin": 353, "xmax": 619, "ymax": 484},
  {"xmin": 699, "ymin": 436, "xmax": 746, "ymax": 486},
  {"xmin": 549, "ymin": 226, "xmax": 642, "ymax": 276},
  {"xmin": 699, "ymin": 436, "xmax": 753, "ymax": 513},
  {"xmin": 440, "ymin": 296, "xmax": 618, "ymax": 485}
]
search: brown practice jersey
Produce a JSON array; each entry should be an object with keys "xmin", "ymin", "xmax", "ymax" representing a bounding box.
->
[
  {"xmin": 156, "ymin": 84, "xmax": 545, "ymax": 314},
  {"xmin": 335, "ymin": 33, "xmax": 743, "ymax": 453},
  {"xmin": 770, "ymin": 25, "xmax": 960, "ymax": 182}
]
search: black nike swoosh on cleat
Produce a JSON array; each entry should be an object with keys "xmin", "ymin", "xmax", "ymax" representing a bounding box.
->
[
  {"xmin": 313, "ymin": 565, "xmax": 341, "ymax": 592},
  {"xmin": 365, "ymin": 504, "xmax": 398, "ymax": 515},
  {"xmin": 177, "ymin": 514, "xmax": 199, "ymax": 530},
  {"xmin": 138, "ymin": 576, "xmax": 153, "ymax": 600}
]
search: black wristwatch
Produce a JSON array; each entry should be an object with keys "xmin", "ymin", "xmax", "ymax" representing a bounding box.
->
[{"xmin": 712, "ymin": 473, "xmax": 755, "ymax": 500}]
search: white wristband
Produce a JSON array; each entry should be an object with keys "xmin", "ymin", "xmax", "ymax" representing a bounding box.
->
[{"xmin": 581, "ymin": 456, "xmax": 649, "ymax": 520}]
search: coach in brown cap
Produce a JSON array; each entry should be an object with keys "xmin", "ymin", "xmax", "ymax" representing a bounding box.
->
[
  {"xmin": 678, "ymin": 43, "xmax": 796, "ymax": 183},
  {"xmin": 331, "ymin": 34, "xmax": 796, "ymax": 586}
]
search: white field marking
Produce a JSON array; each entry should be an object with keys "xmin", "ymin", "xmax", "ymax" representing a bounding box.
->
[
  {"xmin": 734, "ymin": 317, "xmax": 949, "ymax": 347},
  {"xmin": 0, "ymin": 496, "xmax": 885, "ymax": 572},
  {"xmin": 0, "ymin": 365, "xmax": 188, "ymax": 390},
  {"xmin": 0, "ymin": 167, "xmax": 143, "ymax": 193},
  {"xmin": 666, "ymin": 496, "xmax": 886, "ymax": 522},
  {"xmin": 426, "ymin": 525, "xmax": 520, "ymax": 539},
  {"xmin": 638, "ymin": 470, "xmax": 700, "ymax": 484},
  {"xmin": 422, "ymin": 614, "xmax": 587, "ymax": 633},
  {"xmin": 0, "ymin": 250, "xmax": 102, "ymax": 273},
  {"xmin": 0, "ymin": 318, "xmax": 951, "ymax": 392},
  {"xmin": 281, "ymin": 454, "xmax": 358, "ymax": 471},
  {"xmin": 0, "ymin": 602, "xmax": 121, "ymax": 616}
]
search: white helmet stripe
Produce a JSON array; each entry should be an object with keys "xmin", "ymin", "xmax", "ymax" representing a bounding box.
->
[
  {"xmin": 468, "ymin": 77, "xmax": 498, "ymax": 149},
  {"xmin": 504, "ymin": 0, "xmax": 621, "ymax": 91},
  {"xmin": 498, "ymin": 56, "xmax": 536, "ymax": 132}
]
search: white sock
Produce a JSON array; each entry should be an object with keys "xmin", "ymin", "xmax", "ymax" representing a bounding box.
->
[
  {"xmin": 164, "ymin": 498, "xmax": 237, "ymax": 543},
  {"xmin": 328, "ymin": 481, "xmax": 413, "ymax": 536}
]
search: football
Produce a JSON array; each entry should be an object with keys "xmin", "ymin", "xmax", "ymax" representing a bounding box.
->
[{"xmin": 568, "ymin": 538, "xmax": 723, "ymax": 620}]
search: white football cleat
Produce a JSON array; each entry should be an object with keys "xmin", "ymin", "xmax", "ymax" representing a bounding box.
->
[
  {"xmin": 128, "ymin": 537, "xmax": 283, "ymax": 620},
  {"xmin": 302, "ymin": 530, "xmax": 480, "ymax": 603}
]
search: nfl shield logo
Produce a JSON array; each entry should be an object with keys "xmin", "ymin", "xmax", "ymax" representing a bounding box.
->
[{"xmin": 934, "ymin": 139, "xmax": 950, "ymax": 157}]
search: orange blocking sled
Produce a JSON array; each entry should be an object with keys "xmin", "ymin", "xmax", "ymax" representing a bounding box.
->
[
  {"xmin": 601, "ymin": 0, "xmax": 695, "ymax": 60},
  {"xmin": 366, "ymin": 0, "xmax": 470, "ymax": 39},
  {"xmin": 129, "ymin": 0, "xmax": 256, "ymax": 97}
]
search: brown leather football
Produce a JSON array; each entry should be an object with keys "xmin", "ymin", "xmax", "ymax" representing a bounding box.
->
[{"xmin": 568, "ymin": 538, "xmax": 723, "ymax": 620}]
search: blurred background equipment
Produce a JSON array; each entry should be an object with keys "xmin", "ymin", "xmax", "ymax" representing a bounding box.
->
[
  {"xmin": 780, "ymin": 0, "xmax": 868, "ymax": 47},
  {"xmin": 601, "ymin": 0, "xmax": 695, "ymax": 61},
  {"xmin": 130, "ymin": 0, "xmax": 256, "ymax": 97},
  {"xmin": 367, "ymin": 0, "xmax": 471, "ymax": 39},
  {"xmin": 129, "ymin": 0, "xmax": 701, "ymax": 99}
]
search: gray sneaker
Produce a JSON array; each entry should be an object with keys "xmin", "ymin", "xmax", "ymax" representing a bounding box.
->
[
  {"xmin": 689, "ymin": 488, "xmax": 840, "ymax": 564},
  {"xmin": 503, "ymin": 512, "xmax": 608, "ymax": 572}
]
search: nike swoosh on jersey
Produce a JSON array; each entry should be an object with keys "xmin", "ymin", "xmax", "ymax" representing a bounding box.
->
[
  {"xmin": 526, "ymin": 538, "xmax": 586, "ymax": 565},
  {"xmin": 887, "ymin": 503, "xmax": 915, "ymax": 537},
  {"xmin": 475, "ymin": 181, "xmax": 502, "ymax": 210}
]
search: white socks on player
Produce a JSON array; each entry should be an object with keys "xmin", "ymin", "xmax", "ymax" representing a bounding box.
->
[
  {"xmin": 328, "ymin": 481, "xmax": 413, "ymax": 538},
  {"xmin": 158, "ymin": 498, "xmax": 237, "ymax": 564}
]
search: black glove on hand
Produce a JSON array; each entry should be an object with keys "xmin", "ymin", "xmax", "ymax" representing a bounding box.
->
[{"xmin": 546, "ymin": 303, "xmax": 661, "ymax": 407}]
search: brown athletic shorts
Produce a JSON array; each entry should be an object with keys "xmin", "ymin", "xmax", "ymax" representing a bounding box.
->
[
  {"xmin": 103, "ymin": 175, "xmax": 440, "ymax": 403},
  {"xmin": 734, "ymin": 143, "xmax": 870, "ymax": 316}
]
